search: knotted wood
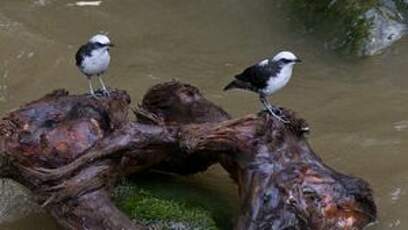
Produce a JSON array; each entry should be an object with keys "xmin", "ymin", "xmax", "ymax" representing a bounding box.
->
[{"xmin": 0, "ymin": 82, "xmax": 376, "ymax": 230}]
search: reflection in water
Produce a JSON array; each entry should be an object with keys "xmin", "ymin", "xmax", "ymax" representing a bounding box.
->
[{"xmin": 0, "ymin": 0, "xmax": 407, "ymax": 229}]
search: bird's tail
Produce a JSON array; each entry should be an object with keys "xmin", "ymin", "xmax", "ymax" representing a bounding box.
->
[
  {"xmin": 224, "ymin": 78, "xmax": 252, "ymax": 91},
  {"xmin": 223, "ymin": 80, "xmax": 240, "ymax": 91},
  {"xmin": 224, "ymin": 80, "xmax": 247, "ymax": 91}
]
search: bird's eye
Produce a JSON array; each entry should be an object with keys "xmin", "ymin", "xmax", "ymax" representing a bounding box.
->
[
  {"xmin": 95, "ymin": 42, "xmax": 108, "ymax": 48},
  {"xmin": 281, "ymin": 59, "xmax": 292, "ymax": 64}
]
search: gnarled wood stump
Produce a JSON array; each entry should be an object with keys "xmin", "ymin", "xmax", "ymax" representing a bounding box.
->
[{"xmin": 0, "ymin": 81, "xmax": 376, "ymax": 230}]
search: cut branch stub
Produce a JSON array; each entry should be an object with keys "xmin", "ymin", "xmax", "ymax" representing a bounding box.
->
[
  {"xmin": 136, "ymin": 81, "xmax": 233, "ymax": 174},
  {"xmin": 138, "ymin": 80, "xmax": 231, "ymax": 124}
]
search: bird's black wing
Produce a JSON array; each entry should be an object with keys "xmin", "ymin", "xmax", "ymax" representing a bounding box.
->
[
  {"xmin": 235, "ymin": 61, "xmax": 281, "ymax": 91},
  {"xmin": 75, "ymin": 45, "xmax": 86, "ymax": 67},
  {"xmin": 75, "ymin": 43, "xmax": 97, "ymax": 67}
]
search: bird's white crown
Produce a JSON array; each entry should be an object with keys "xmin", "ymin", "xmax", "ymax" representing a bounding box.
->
[
  {"xmin": 272, "ymin": 51, "xmax": 297, "ymax": 62},
  {"xmin": 89, "ymin": 34, "xmax": 111, "ymax": 45}
]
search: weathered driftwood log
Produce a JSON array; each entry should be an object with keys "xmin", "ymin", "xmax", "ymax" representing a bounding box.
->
[
  {"xmin": 0, "ymin": 82, "xmax": 376, "ymax": 230},
  {"xmin": 0, "ymin": 89, "xmax": 145, "ymax": 229}
]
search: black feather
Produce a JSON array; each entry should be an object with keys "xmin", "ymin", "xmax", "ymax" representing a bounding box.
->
[
  {"xmin": 75, "ymin": 42, "xmax": 106, "ymax": 67},
  {"xmin": 224, "ymin": 60, "xmax": 282, "ymax": 94},
  {"xmin": 234, "ymin": 61, "xmax": 282, "ymax": 92},
  {"xmin": 223, "ymin": 79, "xmax": 257, "ymax": 92}
]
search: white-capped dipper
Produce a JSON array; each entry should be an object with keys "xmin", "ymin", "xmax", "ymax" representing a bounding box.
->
[
  {"xmin": 223, "ymin": 51, "xmax": 301, "ymax": 122},
  {"xmin": 75, "ymin": 34, "xmax": 114, "ymax": 97}
]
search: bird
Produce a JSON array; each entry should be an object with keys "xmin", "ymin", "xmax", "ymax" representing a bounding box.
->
[
  {"xmin": 223, "ymin": 51, "xmax": 301, "ymax": 123},
  {"xmin": 75, "ymin": 34, "xmax": 114, "ymax": 97}
]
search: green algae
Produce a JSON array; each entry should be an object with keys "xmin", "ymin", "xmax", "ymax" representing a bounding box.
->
[
  {"xmin": 114, "ymin": 186, "xmax": 218, "ymax": 230},
  {"xmin": 114, "ymin": 185, "xmax": 218, "ymax": 229},
  {"xmin": 113, "ymin": 176, "xmax": 226, "ymax": 230}
]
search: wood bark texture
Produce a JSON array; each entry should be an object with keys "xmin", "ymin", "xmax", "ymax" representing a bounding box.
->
[{"xmin": 0, "ymin": 82, "xmax": 376, "ymax": 230}]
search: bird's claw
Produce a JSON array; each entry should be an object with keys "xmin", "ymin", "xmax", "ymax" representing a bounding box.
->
[
  {"xmin": 265, "ymin": 107, "xmax": 289, "ymax": 123},
  {"xmin": 87, "ymin": 92, "xmax": 100, "ymax": 100},
  {"xmin": 102, "ymin": 89, "xmax": 110, "ymax": 97},
  {"xmin": 271, "ymin": 112, "xmax": 289, "ymax": 123},
  {"xmin": 87, "ymin": 89, "xmax": 110, "ymax": 98}
]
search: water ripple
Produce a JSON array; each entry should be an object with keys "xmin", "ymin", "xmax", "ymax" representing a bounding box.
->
[
  {"xmin": 67, "ymin": 1, "xmax": 102, "ymax": 7},
  {"xmin": 394, "ymin": 120, "xmax": 408, "ymax": 131}
]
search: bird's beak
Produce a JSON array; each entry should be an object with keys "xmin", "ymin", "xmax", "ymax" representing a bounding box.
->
[
  {"xmin": 108, "ymin": 43, "xmax": 115, "ymax": 47},
  {"xmin": 294, "ymin": 59, "xmax": 302, "ymax": 63}
]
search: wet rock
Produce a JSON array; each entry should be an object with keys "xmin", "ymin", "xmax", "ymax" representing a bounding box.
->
[
  {"xmin": 0, "ymin": 179, "xmax": 42, "ymax": 224},
  {"xmin": 360, "ymin": 0, "xmax": 407, "ymax": 56},
  {"xmin": 289, "ymin": 0, "xmax": 408, "ymax": 56}
]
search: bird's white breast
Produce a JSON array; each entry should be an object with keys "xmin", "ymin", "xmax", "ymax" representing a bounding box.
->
[
  {"xmin": 81, "ymin": 47, "xmax": 110, "ymax": 76},
  {"xmin": 261, "ymin": 64, "xmax": 293, "ymax": 96}
]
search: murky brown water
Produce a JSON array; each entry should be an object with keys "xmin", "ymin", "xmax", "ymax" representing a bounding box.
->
[{"xmin": 0, "ymin": 0, "xmax": 407, "ymax": 229}]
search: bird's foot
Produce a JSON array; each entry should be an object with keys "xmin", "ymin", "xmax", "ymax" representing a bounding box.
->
[
  {"xmin": 88, "ymin": 88, "xmax": 110, "ymax": 98},
  {"xmin": 273, "ymin": 113, "xmax": 289, "ymax": 124},
  {"xmin": 102, "ymin": 88, "xmax": 110, "ymax": 97},
  {"xmin": 87, "ymin": 93, "xmax": 100, "ymax": 100},
  {"xmin": 86, "ymin": 89, "xmax": 101, "ymax": 99},
  {"xmin": 264, "ymin": 107, "xmax": 289, "ymax": 123}
]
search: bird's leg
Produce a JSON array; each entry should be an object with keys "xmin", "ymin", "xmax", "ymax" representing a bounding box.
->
[
  {"xmin": 88, "ymin": 78, "xmax": 97, "ymax": 98},
  {"xmin": 97, "ymin": 75, "xmax": 110, "ymax": 97},
  {"xmin": 259, "ymin": 94, "xmax": 289, "ymax": 123}
]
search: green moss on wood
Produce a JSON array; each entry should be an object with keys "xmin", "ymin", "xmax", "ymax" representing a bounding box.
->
[{"xmin": 113, "ymin": 183, "xmax": 218, "ymax": 230}]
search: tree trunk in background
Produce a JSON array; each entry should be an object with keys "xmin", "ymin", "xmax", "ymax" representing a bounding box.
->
[{"xmin": 0, "ymin": 81, "xmax": 376, "ymax": 230}]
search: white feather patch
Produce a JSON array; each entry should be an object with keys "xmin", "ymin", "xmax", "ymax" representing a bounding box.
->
[
  {"xmin": 261, "ymin": 64, "xmax": 294, "ymax": 95},
  {"xmin": 80, "ymin": 47, "xmax": 110, "ymax": 76},
  {"xmin": 258, "ymin": 59, "xmax": 269, "ymax": 66}
]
